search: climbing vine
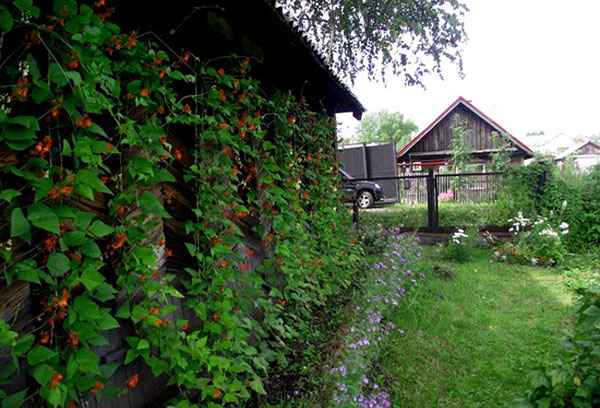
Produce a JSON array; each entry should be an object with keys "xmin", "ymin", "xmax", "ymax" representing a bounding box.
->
[{"xmin": 0, "ymin": 1, "xmax": 359, "ymax": 407}]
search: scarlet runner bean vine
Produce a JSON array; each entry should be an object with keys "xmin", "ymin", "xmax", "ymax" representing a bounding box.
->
[{"xmin": 0, "ymin": 1, "xmax": 360, "ymax": 407}]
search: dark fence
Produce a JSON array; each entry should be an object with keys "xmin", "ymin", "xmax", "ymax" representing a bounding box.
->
[
  {"xmin": 352, "ymin": 170, "xmax": 503, "ymax": 232},
  {"xmin": 398, "ymin": 171, "xmax": 502, "ymax": 204},
  {"xmin": 340, "ymin": 143, "xmax": 399, "ymax": 203}
]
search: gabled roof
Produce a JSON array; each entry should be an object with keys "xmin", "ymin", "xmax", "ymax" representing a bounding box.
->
[
  {"xmin": 396, "ymin": 96, "xmax": 534, "ymax": 158},
  {"xmin": 555, "ymin": 140, "xmax": 600, "ymax": 160}
]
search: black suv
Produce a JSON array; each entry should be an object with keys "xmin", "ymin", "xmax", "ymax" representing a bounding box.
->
[{"xmin": 339, "ymin": 169, "xmax": 384, "ymax": 209}]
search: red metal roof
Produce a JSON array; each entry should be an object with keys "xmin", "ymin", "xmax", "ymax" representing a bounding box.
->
[{"xmin": 396, "ymin": 96, "xmax": 534, "ymax": 158}]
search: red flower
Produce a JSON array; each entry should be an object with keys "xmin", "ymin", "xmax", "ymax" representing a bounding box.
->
[
  {"xmin": 240, "ymin": 264, "xmax": 248, "ymax": 271},
  {"xmin": 218, "ymin": 68, "xmax": 225, "ymax": 75},
  {"xmin": 182, "ymin": 322, "xmax": 189, "ymax": 331},
  {"xmin": 140, "ymin": 88, "xmax": 149, "ymax": 97},
  {"xmin": 182, "ymin": 104, "xmax": 191, "ymax": 114},
  {"xmin": 246, "ymin": 249, "xmax": 254, "ymax": 257},
  {"xmin": 157, "ymin": 106, "xmax": 165, "ymax": 115},
  {"xmin": 76, "ymin": 114, "xmax": 92, "ymax": 128},
  {"xmin": 106, "ymin": 144, "xmax": 114, "ymax": 151},
  {"xmin": 213, "ymin": 387, "xmax": 221, "ymax": 399},
  {"xmin": 155, "ymin": 56, "xmax": 163, "ymax": 65},
  {"xmin": 173, "ymin": 149, "xmax": 182, "ymax": 160},
  {"xmin": 91, "ymin": 380, "xmax": 103, "ymax": 396},
  {"xmin": 49, "ymin": 372, "xmax": 63, "ymax": 388},
  {"xmin": 127, "ymin": 374, "xmax": 139, "ymax": 388}
]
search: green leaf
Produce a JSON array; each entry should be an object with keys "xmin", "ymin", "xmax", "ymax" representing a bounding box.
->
[
  {"xmin": 26, "ymin": 54, "xmax": 40, "ymax": 80},
  {"xmin": 13, "ymin": 334, "xmax": 34, "ymax": 356},
  {"xmin": 27, "ymin": 346, "xmax": 56, "ymax": 365},
  {"xmin": 30, "ymin": 363, "xmax": 54, "ymax": 385},
  {"xmin": 10, "ymin": 207, "xmax": 31, "ymax": 243},
  {"xmin": 139, "ymin": 191, "xmax": 171, "ymax": 218},
  {"xmin": 88, "ymin": 220, "xmax": 114, "ymax": 237},
  {"xmin": 47, "ymin": 253, "xmax": 70, "ymax": 276},
  {"xmin": 73, "ymin": 296, "xmax": 99, "ymax": 322},
  {"xmin": 0, "ymin": 189, "xmax": 21, "ymax": 202},
  {"xmin": 76, "ymin": 348, "xmax": 100, "ymax": 374},
  {"xmin": 63, "ymin": 231, "xmax": 86, "ymax": 246},
  {"xmin": 81, "ymin": 240, "xmax": 101, "ymax": 258},
  {"xmin": 115, "ymin": 305, "xmax": 130, "ymax": 319},
  {"xmin": 1, "ymin": 389, "xmax": 28, "ymax": 408},
  {"xmin": 11, "ymin": 260, "xmax": 40, "ymax": 284},
  {"xmin": 0, "ymin": 11, "xmax": 13, "ymax": 32},
  {"xmin": 28, "ymin": 202, "xmax": 60, "ymax": 234},
  {"xmin": 249, "ymin": 376, "xmax": 266, "ymax": 394},
  {"xmin": 48, "ymin": 63, "xmax": 67, "ymax": 86},
  {"xmin": 97, "ymin": 312, "xmax": 119, "ymax": 330},
  {"xmin": 80, "ymin": 268, "xmax": 104, "ymax": 290}
]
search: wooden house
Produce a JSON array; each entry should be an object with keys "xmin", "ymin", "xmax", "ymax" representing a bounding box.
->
[
  {"xmin": 555, "ymin": 140, "xmax": 600, "ymax": 172},
  {"xmin": 396, "ymin": 96, "xmax": 533, "ymax": 172},
  {"xmin": 0, "ymin": 1, "xmax": 363, "ymax": 407}
]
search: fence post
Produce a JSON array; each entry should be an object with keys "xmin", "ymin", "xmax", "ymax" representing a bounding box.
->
[
  {"xmin": 426, "ymin": 167, "xmax": 439, "ymax": 232},
  {"xmin": 352, "ymin": 200, "xmax": 359, "ymax": 230}
]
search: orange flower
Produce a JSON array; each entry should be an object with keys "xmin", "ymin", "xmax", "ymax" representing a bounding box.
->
[
  {"xmin": 165, "ymin": 249, "xmax": 173, "ymax": 258},
  {"xmin": 182, "ymin": 104, "xmax": 191, "ymax": 114},
  {"xmin": 127, "ymin": 374, "xmax": 139, "ymax": 388},
  {"xmin": 140, "ymin": 88, "xmax": 149, "ymax": 97},
  {"xmin": 157, "ymin": 106, "xmax": 165, "ymax": 115},
  {"xmin": 212, "ymin": 312, "xmax": 220, "ymax": 322},
  {"xmin": 39, "ymin": 330, "xmax": 50, "ymax": 345},
  {"xmin": 181, "ymin": 322, "xmax": 189, "ymax": 331},
  {"xmin": 155, "ymin": 56, "xmax": 163, "ymax": 65},
  {"xmin": 49, "ymin": 372, "xmax": 63, "ymax": 388},
  {"xmin": 173, "ymin": 149, "xmax": 182, "ymax": 160},
  {"xmin": 95, "ymin": 0, "xmax": 105, "ymax": 7},
  {"xmin": 106, "ymin": 144, "xmax": 114, "ymax": 151},
  {"xmin": 159, "ymin": 69, "xmax": 166, "ymax": 79},
  {"xmin": 76, "ymin": 114, "xmax": 92, "ymax": 128},
  {"xmin": 69, "ymin": 59, "xmax": 79, "ymax": 70},
  {"xmin": 91, "ymin": 380, "xmax": 103, "ymax": 396},
  {"xmin": 240, "ymin": 264, "xmax": 248, "ymax": 271},
  {"xmin": 213, "ymin": 387, "xmax": 221, "ymax": 399},
  {"xmin": 218, "ymin": 68, "xmax": 225, "ymax": 75},
  {"xmin": 266, "ymin": 234, "xmax": 274, "ymax": 242},
  {"xmin": 218, "ymin": 89, "xmax": 226, "ymax": 101},
  {"xmin": 246, "ymin": 249, "xmax": 254, "ymax": 257}
]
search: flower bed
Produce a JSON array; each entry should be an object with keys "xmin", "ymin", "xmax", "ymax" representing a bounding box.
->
[{"xmin": 328, "ymin": 230, "xmax": 424, "ymax": 407}]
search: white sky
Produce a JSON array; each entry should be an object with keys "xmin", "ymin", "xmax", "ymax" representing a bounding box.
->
[{"xmin": 337, "ymin": 0, "xmax": 600, "ymax": 143}]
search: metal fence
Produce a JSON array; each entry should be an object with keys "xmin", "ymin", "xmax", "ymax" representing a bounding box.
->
[
  {"xmin": 352, "ymin": 170, "xmax": 504, "ymax": 232},
  {"xmin": 398, "ymin": 172, "xmax": 502, "ymax": 204}
]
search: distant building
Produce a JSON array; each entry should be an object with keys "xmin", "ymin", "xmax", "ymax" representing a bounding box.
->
[
  {"xmin": 523, "ymin": 132, "xmax": 585, "ymax": 156},
  {"xmin": 396, "ymin": 96, "xmax": 533, "ymax": 173},
  {"xmin": 555, "ymin": 140, "xmax": 600, "ymax": 172}
]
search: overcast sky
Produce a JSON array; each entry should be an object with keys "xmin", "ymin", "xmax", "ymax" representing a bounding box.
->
[{"xmin": 337, "ymin": 0, "xmax": 600, "ymax": 143}]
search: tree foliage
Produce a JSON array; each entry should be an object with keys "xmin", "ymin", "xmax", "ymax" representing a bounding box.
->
[
  {"xmin": 278, "ymin": 0, "xmax": 468, "ymax": 85},
  {"xmin": 354, "ymin": 110, "xmax": 417, "ymax": 150}
]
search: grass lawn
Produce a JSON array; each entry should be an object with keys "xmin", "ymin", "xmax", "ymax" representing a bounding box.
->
[{"xmin": 375, "ymin": 246, "xmax": 575, "ymax": 408}]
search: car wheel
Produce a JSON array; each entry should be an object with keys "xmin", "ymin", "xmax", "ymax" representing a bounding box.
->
[{"xmin": 357, "ymin": 190, "xmax": 374, "ymax": 209}]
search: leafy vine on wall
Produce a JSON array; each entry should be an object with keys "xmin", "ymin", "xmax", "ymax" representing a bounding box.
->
[{"xmin": 0, "ymin": 1, "xmax": 360, "ymax": 407}]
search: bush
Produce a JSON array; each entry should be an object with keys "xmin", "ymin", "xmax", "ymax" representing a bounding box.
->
[
  {"xmin": 513, "ymin": 285, "xmax": 600, "ymax": 407},
  {"xmin": 440, "ymin": 227, "xmax": 478, "ymax": 263}
]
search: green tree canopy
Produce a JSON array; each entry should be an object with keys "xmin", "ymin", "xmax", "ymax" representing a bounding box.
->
[
  {"xmin": 354, "ymin": 110, "xmax": 418, "ymax": 150},
  {"xmin": 278, "ymin": 0, "xmax": 468, "ymax": 85}
]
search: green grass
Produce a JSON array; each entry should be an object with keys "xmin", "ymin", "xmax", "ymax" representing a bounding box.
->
[
  {"xmin": 366, "ymin": 202, "xmax": 508, "ymax": 228},
  {"xmin": 375, "ymin": 247, "xmax": 575, "ymax": 408}
]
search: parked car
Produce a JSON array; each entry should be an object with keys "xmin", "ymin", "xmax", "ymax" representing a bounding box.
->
[{"xmin": 339, "ymin": 168, "xmax": 384, "ymax": 209}]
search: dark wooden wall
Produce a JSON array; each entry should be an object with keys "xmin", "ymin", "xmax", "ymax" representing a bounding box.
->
[{"xmin": 410, "ymin": 104, "xmax": 498, "ymax": 154}]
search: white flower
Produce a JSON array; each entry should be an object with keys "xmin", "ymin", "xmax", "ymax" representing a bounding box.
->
[
  {"xmin": 494, "ymin": 251, "xmax": 500, "ymax": 257},
  {"xmin": 562, "ymin": 200, "xmax": 568, "ymax": 211},
  {"xmin": 501, "ymin": 255, "xmax": 507, "ymax": 261},
  {"xmin": 562, "ymin": 230, "xmax": 569, "ymax": 235},
  {"xmin": 531, "ymin": 258, "xmax": 538, "ymax": 265},
  {"xmin": 559, "ymin": 222, "xmax": 569, "ymax": 230}
]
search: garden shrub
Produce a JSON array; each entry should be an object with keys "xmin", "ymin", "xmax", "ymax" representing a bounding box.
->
[
  {"xmin": 493, "ymin": 212, "xmax": 569, "ymax": 267},
  {"xmin": 440, "ymin": 226, "xmax": 478, "ymax": 263},
  {"xmin": 512, "ymin": 285, "xmax": 600, "ymax": 407},
  {"xmin": 0, "ymin": 1, "xmax": 361, "ymax": 407},
  {"xmin": 497, "ymin": 157, "xmax": 600, "ymax": 251}
]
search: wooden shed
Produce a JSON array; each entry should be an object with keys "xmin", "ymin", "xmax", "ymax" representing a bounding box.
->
[
  {"xmin": 396, "ymin": 96, "xmax": 533, "ymax": 169},
  {"xmin": 0, "ymin": 1, "xmax": 363, "ymax": 407}
]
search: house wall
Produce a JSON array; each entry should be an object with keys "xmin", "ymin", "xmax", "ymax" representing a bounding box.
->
[{"xmin": 408, "ymin": 104, "xmax": 498, "ymax": 155}]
